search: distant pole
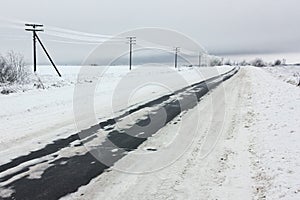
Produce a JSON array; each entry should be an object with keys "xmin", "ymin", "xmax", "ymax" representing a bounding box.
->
[
  {"xmin": 33, "ymin": 31, "xmax": 37, "ymax": 72},
  {"xmin": 127, "ymin": 37, "xmax": 136, "ymax": 70},
  {"xmin": 174, "ymin": 47, "xmax": 180, "ymax": 69},
  {"xmin": 25, "ymin": 23, "xmax": 61, "ymax": 77},
  {"xmin": 198, "ymin": 52, "xmax": 202, "ymax": 67}
]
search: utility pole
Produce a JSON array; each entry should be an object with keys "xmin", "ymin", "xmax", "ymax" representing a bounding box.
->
[
  {"xmin": 198, "ymin": 52, "xmax": 202, "ymax": 67},
  {"xmin": 25, "ymin": 24, "xmax": 43, "ymax": 72},
  {"xmin": 174, "ymin": 47, "xmax": 180, "ymax": 69},
  {"xmin": 25, "ymin": 23, "xmax": 61, "ymax": 77},
  {"xmin": 127, "ymin": 37, "xmax": 136, "ymax": 70}
]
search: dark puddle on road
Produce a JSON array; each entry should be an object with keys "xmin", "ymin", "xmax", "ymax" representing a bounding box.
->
[{"xmin": 0, "ymin": 69, "xmax": 238, "ymax": 200}]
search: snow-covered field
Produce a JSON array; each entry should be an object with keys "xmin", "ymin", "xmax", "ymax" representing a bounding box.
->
[
  {"xmin": 264, "ymin": 65, "xmax": 300, "ymax": 86},
  {"xmin": 0, "ymin": 65, "xmax": 299, "ymax": 200}
]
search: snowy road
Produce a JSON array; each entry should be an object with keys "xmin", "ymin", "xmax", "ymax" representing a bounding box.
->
[
  {"xmin": 0, "ymin": 67, "xmax": 238, "ymax": 200},
  {"xmin": 60, "ymin": 66, "xmax": 300, "ymax": 200}
]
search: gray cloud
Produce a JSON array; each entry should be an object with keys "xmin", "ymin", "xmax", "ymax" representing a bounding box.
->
[{"xmin": 0, "ymin": 0, "xmax": 300, "ymax": 64}]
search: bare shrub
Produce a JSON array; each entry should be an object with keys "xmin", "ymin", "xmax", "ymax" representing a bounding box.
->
[
  {"xmin": 251, "ymin": 58, "xmax": 266, "ymax": 67},
  {"xmin": 273, "ymin": 59, "xmax": 282, "ymax": 66},
  {"xmin": 0, "ymin": 51, "xmax": 29, "ymax": 84}
]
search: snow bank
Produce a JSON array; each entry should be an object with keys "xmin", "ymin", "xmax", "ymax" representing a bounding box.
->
[{"xmin": 264, "ymin": 65, "xmax": 300, "ymax": 86}]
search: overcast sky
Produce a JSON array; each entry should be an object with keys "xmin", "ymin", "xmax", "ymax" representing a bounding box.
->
[{"xmin": 1, "ymin": 0, "xmax": 300, "ymax": 64}]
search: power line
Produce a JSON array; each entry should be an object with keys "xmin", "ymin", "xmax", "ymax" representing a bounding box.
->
[
  {"xmin": 43, "ymin": 31, "xmax": 125, "ymax": 43},
  {"xmin": 41, "ymin": 39, "xmax": 102, "ymax": 45},
  {"xmin": 43, "ymin": 32, "xmax": 116, "ymax": 42},
  {"xmin": 45, "ymin": 25, "xmax": 123, "ymax": 39},
  {"xmin": 1, "ymin": 17, "xmax": 212, "ymax": 60}
]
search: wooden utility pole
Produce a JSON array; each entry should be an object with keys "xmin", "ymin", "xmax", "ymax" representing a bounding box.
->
[
  {"xmin": 174, "ymin": 47, "xmax": 180, "ymax": 69},
  {"xmin": 199, "ymin": 52, "xmax": 202, "ymax": 67},
  {"xmin": 25, "ymin": 23, "xmax": 61, "ymax": 77},
  {"xmin": 25, "ymin": 24, "xmax": 43, "ymax": 72},
  {"xmin": 127, "ymin": 37, "xmax": 136, "ymax": 70}
]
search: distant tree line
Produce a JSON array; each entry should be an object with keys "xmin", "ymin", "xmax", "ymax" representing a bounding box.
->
[
  {"xmin": 206, "ymin": 57, "xmax": 287, "ymax": 67},
  {"xmin": 230, "ymin": 58, "xmax": 286, "ymax": 67}
]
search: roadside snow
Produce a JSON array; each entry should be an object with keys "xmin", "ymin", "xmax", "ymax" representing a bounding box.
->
[
  {"xmin": 264, "ymin": 65, "xmax": 300, "ymax": 86},
  {"xmin": 247, "ymin": 67, "xmax": 300, "ymax": 199},
  {"xmin": 0, "ymin": 65, "xmax": 80, "ymax": 94}
]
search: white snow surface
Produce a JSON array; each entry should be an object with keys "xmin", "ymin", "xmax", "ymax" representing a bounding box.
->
[
  {"xmin": 264, "ymin": 65, "xmax": 300, "ymax": 86},
  {"xmin": 1, "ymin": 65, "xmax": 299, "ymax": 200}
]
